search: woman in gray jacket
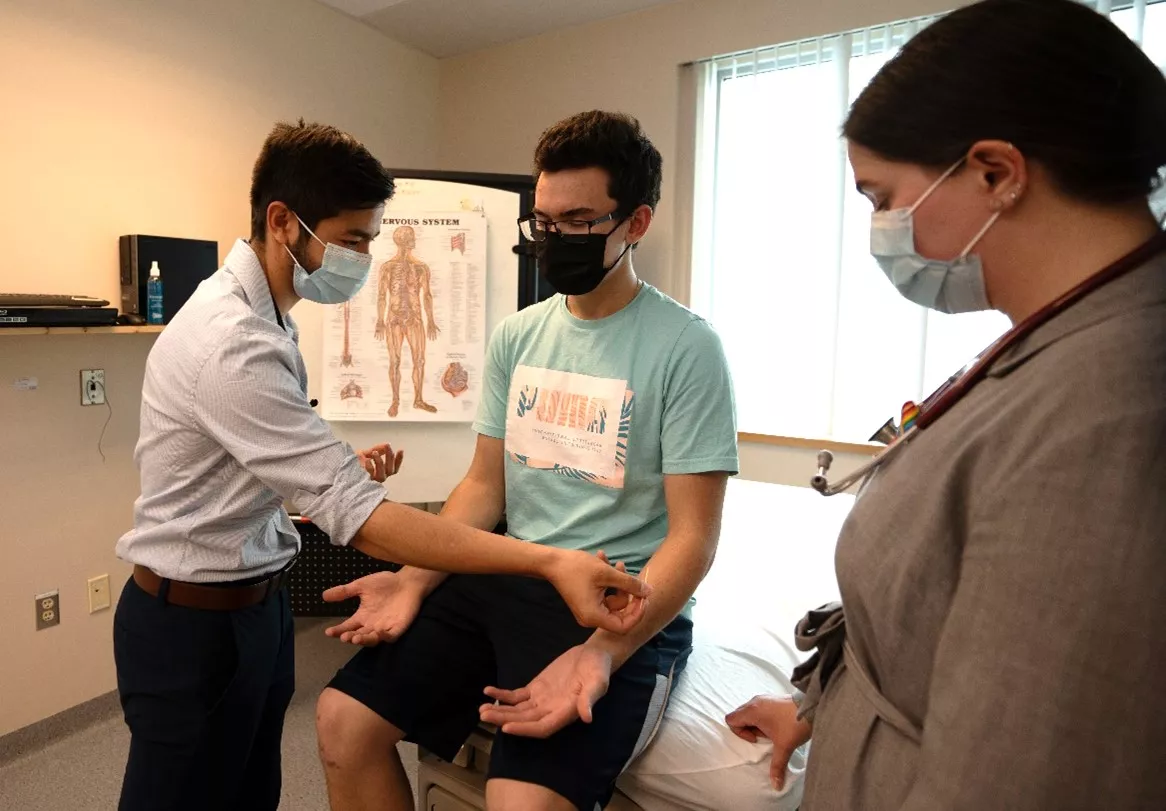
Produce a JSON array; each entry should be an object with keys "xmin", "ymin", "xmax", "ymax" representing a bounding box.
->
[{"xmin": 726, "ymin": 1, "xmax": 1166, "ymax": 808}]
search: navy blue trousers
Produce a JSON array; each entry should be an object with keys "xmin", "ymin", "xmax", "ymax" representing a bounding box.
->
[{"xmin": 113, "ymin": 577, "xmax": 295, "ymax": 811}]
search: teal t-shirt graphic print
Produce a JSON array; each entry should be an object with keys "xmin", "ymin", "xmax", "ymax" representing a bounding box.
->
[{"xmin": 508, "ymin": 369, "xmax": 636, "ymax": 489}]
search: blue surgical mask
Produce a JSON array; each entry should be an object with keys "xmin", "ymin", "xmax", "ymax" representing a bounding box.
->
[
  {"xmin": 286, "ymin": 215, "xmax": 372, "ymax": 304},
  {"xmin": 870, "ymin": 159, "xmax": 1001, "ymax": 314}
]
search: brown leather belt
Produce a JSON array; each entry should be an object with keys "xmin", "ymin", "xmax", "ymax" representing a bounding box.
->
[{"xmin": 132, "ymin": 561, "xmax": 295, "ymax": 611}]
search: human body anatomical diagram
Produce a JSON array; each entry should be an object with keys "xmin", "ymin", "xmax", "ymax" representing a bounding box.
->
[{"xmin": 375, "ymin": 225, "xmax": 440, "ymax": 417}]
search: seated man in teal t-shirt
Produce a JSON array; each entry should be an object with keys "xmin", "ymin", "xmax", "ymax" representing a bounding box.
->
[{"xmin": 316, "ymin": 110, "xmax": 739, "ymax": 811}]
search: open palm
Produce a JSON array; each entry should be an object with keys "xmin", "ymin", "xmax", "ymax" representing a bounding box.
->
[
  {"xmin": 322, "ymin": 572, "xmax": 425, "ymax": 646},
  {"xmin": 479, "ymin": 645, "xmax": 613, "ymax": 738}
]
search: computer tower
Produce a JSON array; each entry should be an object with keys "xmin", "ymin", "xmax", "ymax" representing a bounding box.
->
[{"xmin": 119, "ymin": 235, "xmax": 219, "ymax": 323}]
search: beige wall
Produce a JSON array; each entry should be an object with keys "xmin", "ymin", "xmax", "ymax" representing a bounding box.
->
[
  {"xmin": 435, "ymin": 0, "xmax": 947, "ymax": 484},
  {"xmin": 436, "ymin": 0, "xmax": 954, "ymax": 295},
  {"xmin": 0, "ymin": 0, "xmax": 438, "ymax": 737}
]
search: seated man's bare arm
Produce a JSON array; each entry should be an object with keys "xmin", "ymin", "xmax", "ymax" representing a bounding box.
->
[{"xmin": 397, "ymin": 434, "xmax": 506, "ymax": 596}]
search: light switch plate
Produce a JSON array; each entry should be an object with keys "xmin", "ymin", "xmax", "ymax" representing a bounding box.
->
[
  {"xmin": 81, "ymin": 369, "xmax": 106, "ymax": 406},
  {"xmin": 88, "ymin": 574, "xmax": 111, "ymax": 613}
]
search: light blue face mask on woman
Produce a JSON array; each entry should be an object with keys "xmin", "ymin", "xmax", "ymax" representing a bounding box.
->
[
  {"xmin": 870, "ymin": 158, "xmax": 1002, "ymax": 314},
  {"xmin": 286, "ymin": 214, "xmax": 373, "ymax": 304}
]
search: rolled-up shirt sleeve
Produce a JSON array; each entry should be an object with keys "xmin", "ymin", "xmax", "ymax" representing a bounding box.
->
[{"xmin": 190, "ymin": 328, "xmax": 386, "ymax": 546}]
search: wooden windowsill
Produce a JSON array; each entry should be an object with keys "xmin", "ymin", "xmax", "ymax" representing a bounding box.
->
[
  {"xmin": 738, "ymin": 431, "xmax": 881, "ymax": 456},
  {"xmin": 0, "ymin": 325, "xmax": 164, "ymax": 336}
]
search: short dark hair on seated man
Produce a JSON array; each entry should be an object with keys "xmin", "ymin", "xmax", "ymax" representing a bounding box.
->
[
  {"xmin": 534, "ymin": 111, "xmax": 663, "ymax": 213},
  {"xmin": 249, "ymin": 119, "xmax": 396, "ymax": 241}
]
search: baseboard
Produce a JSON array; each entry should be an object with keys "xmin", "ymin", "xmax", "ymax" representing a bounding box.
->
[{"xmin": 0, "ymin": 690, "xmax": 122, "ymax": 768}]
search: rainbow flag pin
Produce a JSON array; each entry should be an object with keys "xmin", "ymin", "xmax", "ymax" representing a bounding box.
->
[{"xmin": 901, "ymin": 401, "xmax": 920, "ymax": 434}]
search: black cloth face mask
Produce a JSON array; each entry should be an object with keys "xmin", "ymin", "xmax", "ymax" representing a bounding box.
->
[{"xmin": 537, "ymin": 219, "xmax": 632, "ymax": 296}]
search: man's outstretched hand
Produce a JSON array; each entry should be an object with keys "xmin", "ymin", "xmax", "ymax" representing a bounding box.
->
[
  {"xmin": 480, "ymin": 644, "xmax": 612, "ymax": 738},
  {"xmin": 322, "ymin": 571, "xmax": 425, "ymax": 646},
  {"xmin": 542, "ymin": 549, "xmax": 650, "ymax": 634}
]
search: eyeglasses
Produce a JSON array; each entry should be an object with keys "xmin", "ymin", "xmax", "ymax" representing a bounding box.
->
[{"xmin": 518, "ymin": 211, "xmax": 623, "ymax": 244}]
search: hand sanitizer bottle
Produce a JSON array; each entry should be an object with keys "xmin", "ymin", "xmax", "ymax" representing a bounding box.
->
[{"xmin": 146, "ymin": 261, "xmax": 164, "ymax": 325}]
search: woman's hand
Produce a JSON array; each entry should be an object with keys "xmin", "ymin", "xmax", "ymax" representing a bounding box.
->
[{"xmin": 726, "ymin": 694, "xmax": 812, "ymax": 790}]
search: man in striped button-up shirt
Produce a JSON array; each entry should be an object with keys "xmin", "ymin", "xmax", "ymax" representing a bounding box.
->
[{"xmin": 112, "ymin": 120, "xmax": 648, "ymax": 811}]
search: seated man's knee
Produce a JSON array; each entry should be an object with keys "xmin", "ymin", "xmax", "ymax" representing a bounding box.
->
[
  {"xmin": 486, "ymin": 778, "xmax": 576, "ymax": 811},
  {"xmin": 316, "ymin": 687, "xmax": 401, "ymax": 768}
]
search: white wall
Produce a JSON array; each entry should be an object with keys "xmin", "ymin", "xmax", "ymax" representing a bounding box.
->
[
  {"xmin": 0, "ymin": 0, "xmax": 438, "ymax": 737},
  {"xmin": 435, "ymin": 0, "xmax": 947, "ymax": 481}
]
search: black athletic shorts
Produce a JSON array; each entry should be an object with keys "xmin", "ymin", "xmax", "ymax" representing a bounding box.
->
[{"xmin": 327, "ymin": 573, "xmax": 692, "ymax": 811}]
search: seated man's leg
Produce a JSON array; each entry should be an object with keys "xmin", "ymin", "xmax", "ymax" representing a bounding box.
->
[
  {"xmin": 485, "ymin": 578, "xmax": 694, "ymax": 811},
  {"xmin": 317, "ymin": 576, "xmax": 496, "ymax": 811},
  {"xmin": 316, "ymin": 690, "xmax": 412, "ymax": 810},
  {"xmin": 487, "ymin": 779, "xmax": 576, "ymax": 811}
]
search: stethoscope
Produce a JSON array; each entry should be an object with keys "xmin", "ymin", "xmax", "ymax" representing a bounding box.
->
[{"xmin": 812, "ymin": 229, "xmax": 1166, "ymax": 496}]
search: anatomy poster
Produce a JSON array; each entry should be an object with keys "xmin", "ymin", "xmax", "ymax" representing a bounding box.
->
[{"xmin": 321, "ymin": 211, "xmax": 487, "ymax": 422}]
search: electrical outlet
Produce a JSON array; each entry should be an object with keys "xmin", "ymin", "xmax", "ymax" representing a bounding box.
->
[
  {"xmin": 80, "ymin": 369, "xmax": 106, "ymax": 406},
  {"xmin": 35, "ymin": 591, "xmax": 60, "ymax": 630},
  {"xmin": 87, "ymin": 574, "xmax": 111, "ymax": 613}
]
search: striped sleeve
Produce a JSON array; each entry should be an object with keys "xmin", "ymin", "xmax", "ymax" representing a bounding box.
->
[{"xmin": 190, "ymin": 328, "xmax": 386, "ymax": 546}]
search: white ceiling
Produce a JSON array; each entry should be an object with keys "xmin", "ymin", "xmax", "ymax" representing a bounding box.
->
[{"xmin": 318, "ymin": 0, "xmax": 682, "ymax": 58}]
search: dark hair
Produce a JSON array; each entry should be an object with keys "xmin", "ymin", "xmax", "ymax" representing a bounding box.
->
[
  {"xmin": 250, "ymin": 120, "xmax": 395, "ymax": 241},
  {"xmin": 534, "ymin": 111, "xmax": 663, "ymax": 212},
  {"xmin": 844, "ymin": 0, "xmax": 1166, "ymax": 204}
]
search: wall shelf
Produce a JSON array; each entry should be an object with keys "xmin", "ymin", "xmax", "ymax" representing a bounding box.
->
[
  {"xmin": 0, "ymin": 325, "xmax": 164, "ymax": 337},
  {"xmin": 738, "ymin": 431, "xmax": 880, "ymax": 456}
]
